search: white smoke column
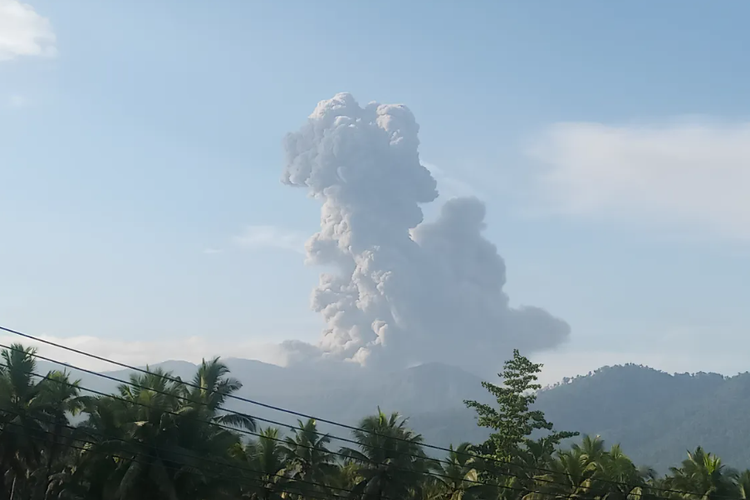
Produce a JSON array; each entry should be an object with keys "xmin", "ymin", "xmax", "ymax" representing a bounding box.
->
[{"xmin": 281, "ymin": 93, "xmax": 569, "ymax": 373}]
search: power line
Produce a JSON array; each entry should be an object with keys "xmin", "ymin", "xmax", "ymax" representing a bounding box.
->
[
  {"xmin": 0, "ymin": 403, "xmax": 360, "ymax": 499},
  {"xmin": 0, "ymin": 340, "xmax": 464, "ymax": 468},
  {"xmin": 3, "ymin": 340, "xmax": 641, "ymax": 500},
  {"xmin": 0, "ymin": 329, "xmax": 702, "ymax": 499},
  {"xmin": 0, "ymin": 343, "xmax": 728, "ymax": 500},
  {"xmin": 0, "ymin": 325, "xmax": 729, "ymax": 500},
  {"xmin": 0, "ymin": 402, "xmax": 589, "ymax": 500},
  {"xmin": 0, "ymin": 355, "xmax": 559, "ymax": 500},
  {"xmin": 0, "ymin": 418, "xmax": 350, "ymax": 500}
]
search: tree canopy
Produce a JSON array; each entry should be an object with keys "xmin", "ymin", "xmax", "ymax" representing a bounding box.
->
[{"xmin": 0, "ymin": 344, "xmax": 745, "ymax": 500}]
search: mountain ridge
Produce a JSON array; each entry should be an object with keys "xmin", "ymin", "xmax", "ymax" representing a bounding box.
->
[{"xmin": 35, "ymin": 357, "xmax": 750, "ymax": 471}]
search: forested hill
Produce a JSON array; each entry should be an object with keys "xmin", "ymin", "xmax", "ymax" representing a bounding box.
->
[
  {"xmin": 51, "ymin": 359, "xmax": 750, "ymax": 472},
  {"xmin": 536, "ymin": 364, "xmax": 750, "ymax": 471}
]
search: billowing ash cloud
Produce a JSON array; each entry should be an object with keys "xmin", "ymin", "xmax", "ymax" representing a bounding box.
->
[{"xmin": 280, "ymin": 93, "xmax": 569, "ymax": 374}]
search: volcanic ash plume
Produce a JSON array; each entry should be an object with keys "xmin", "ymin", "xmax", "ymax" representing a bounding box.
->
[{"xmin": 280, "ymin": 93, "xmax": 569, "ymax": 373}]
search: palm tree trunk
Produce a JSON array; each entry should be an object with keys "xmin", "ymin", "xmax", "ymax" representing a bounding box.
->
[
  {"xmin": 39, "ymin": 423, "xmax": 60, "ymax": 500},
  {"xmin": 31, "ymin": 467, "xmax": 48, "ymax": 500},
  {"xmin": 8, "ymin": 476, "xmax": 16, "ymax": 500}
]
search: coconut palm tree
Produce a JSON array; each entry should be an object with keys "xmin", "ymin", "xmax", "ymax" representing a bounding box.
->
[
  {"xmin": 30, "ymin": 370, "xmax": 84, "ymax": 500},
  {"xmin": 501, "ymin": 436, "xmax": 560, "ymax": 499},
  {"xmin": 0, "ymin": 344, "xmax": 58, "ymax": 499},
  {"xmin": 187, "ymin": 357, "xmax": 255, "ymax": 431},
  {"xmin": 104, "ymin": 368, "xmax": 187, "ymax": 500},
  {"xmin": 526, "ymin": 446, "xmax": 596, "ymax": 500},
  {"xmin": 74, "ymin": 366, "xmax": 238, "ymax": 500},
  {"xmin": 572, "ymin": 435, "xmax": 607, "ymax": 468},
  {"xmin": 71, "ymin": 394, "xmax": 138, "ymax": 499},
  {"xmin": 430, "ymin": 442, "xmax": 490, "ymax": 500},
  {"xmin": 281, "ymin": 419, "xmax": 337, "ymax": 497},
  {"xmin": 341, "ymin": 409, "xmax": 429, "ymax": 500},
  {"xmin": 233, "ymin": 427, "xmax": 290, "ymax": 500},
  {"xmin": 528, "ymin": 437, "xmax": 654, "ymax": 500},
  {"xmin": 328, "ymin": 460, "xmax": 362, "ymax": 497},
  {"xmin": 735, "ymin": 470, "xmax": 750, "ymax": 499},
  {"xmin": 594, "ymin": 443, "xmax": 651, "ymax": 500},
  {"xmin": 665, "ymin": 447, "xmax": 737, "ymax": 500}
]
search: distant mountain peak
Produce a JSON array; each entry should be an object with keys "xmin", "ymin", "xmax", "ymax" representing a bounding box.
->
[{"xmin": 48, "ymin": 356, "xmax": 750, "ymax": 472}]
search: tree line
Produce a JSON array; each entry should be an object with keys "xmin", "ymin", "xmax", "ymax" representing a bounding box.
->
[{"xmin": 0, "ymin": 343, "xmax": 746, "ymax": 500}]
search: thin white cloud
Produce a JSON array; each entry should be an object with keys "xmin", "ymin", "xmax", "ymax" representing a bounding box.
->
[
  {"xmin": 8, "ymin": 94, "xmax": 25, "ymax": 107},
  {"xmin": 0, "ymin": 0, "xmax": 56, "ymax": 61},
  {"xmin": 0, "ymin": 334, "xmax": 287, "ymax": 372},
  {"xmin": 423, "ymin": 162, "xmax": 484, "ymax": 200},
  {"xmin": 234, "ymin": 225, "xmax": 306, "ymax": 254},
  {"xmin": 530, "ymin": 120, "xmax": 750, "ymax": 240}
]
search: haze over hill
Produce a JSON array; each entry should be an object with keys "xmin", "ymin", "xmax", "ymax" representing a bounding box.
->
[{"xmin": 45, "ymin": 357, "xmax": 750, "ymax": 473}]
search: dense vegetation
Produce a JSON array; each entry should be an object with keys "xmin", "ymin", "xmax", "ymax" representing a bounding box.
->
[
  {"xmin": 533, "ymin": 365, "xmax": 750, "ymax": 471},
  {"xmin": 0, "ymin": 343, "xmax": 747, "ymax": 500}
]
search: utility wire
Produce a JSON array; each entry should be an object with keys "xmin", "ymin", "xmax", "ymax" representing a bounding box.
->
[
  {"xmin": 1, "ymin": 407, "xmax": 600, "ymax": 500},
  {"xmin": 0, "ymin": 403, "xmax": 360, "ymax": 499},
  {"xmin": 0, "ymin": 329, "xmax": 706, "ymax": 499},
  {"xmin": 0, "ymin": 355, "xmax": 567, "ymax": 500},
  {"xmin": 0, "ymin": 325, "xmax": 723, "ymax": 499},
  {"xmin": 0, "ymin": 342, "xmax": 724, "ymax": 500},
  {"xmin": 0, "ymin": 418, "xmax": 350, "ymax": 500},
  {"xmin": 0, "ymin": 349, "xmax": 707, "ymax": 500},
  {"xmin": 6, "ymin": 340, "xmax": 663, "ymax": 500}
]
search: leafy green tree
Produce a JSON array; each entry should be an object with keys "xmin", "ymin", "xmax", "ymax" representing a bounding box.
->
[
  {"xmin": 12, "ymin": 340, "xmax": 750, "ymax": 500},
  {"xmin": 464, "ymin": 350, "xmax": 578, "ymax": 462},
  {"xmin": 464, "ymin": 350, "xmax": 577, "ymax": 500}
]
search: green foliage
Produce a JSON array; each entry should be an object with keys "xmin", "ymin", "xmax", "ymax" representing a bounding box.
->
[
  {"xmin": 341, "ymin": 409, "xmax": 430, "ymax": 500},
  {"xmin": 532, "ymin": 365, "xmax": 750, "ymax": 471},
  {"xmin": 664, "ymin": 447, "xmax": 738, "ymax": 500},
  {"xmin": 464, "ymin": 349, "xmax": 578, "ymax": 462},
  {"xmin": 0, "ymin": 343, "xmax": 748, "ymax": 500}
]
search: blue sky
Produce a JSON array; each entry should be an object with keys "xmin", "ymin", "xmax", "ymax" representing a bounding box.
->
[{"xmin": 2, "ymin": 0, "xmax": 750, "ymax": 382}]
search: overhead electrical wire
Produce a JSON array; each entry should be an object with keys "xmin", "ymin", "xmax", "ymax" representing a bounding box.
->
[
  {"xmin": 0, "ymin": 418, "xmax": 350, "ymax": 500},
  {"xmin": 0, "ymin": 324, "xmax": 728, "ymax": 500},
  {"xmin": 0, "ymin": 404, "xmax": 360, "ymax": 499},
  {"xmin": 0, "ymin": 354, "xmax": 557, "ymax": 500}
]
